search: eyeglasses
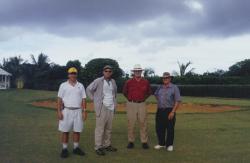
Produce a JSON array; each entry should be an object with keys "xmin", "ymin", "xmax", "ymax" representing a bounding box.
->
[{"xmin": 69, "ymin": 73, "xmax": 77, "ymax": 75}]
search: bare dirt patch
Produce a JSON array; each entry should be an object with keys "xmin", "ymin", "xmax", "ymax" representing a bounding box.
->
[{"xmin": 31, "ymin": 100, "xmax": 240, "ymax": 113}]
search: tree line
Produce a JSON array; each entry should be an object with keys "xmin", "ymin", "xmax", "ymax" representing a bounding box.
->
[{"xmin": 1, "ymin": 53, "xmax": 250, "ymax": 93}]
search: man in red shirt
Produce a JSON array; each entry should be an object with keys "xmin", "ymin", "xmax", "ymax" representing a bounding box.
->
[{"xmin": 123, "ymin": 64, "xmax": 152, "ymax": 149}]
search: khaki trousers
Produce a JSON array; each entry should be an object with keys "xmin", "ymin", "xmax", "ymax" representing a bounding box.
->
[
  {"xmin": 126, "ymin": 102, "xmax": 148, "ymax": 143},
  {"xmin": 95, "ymin": 105, "xmax": 114, "ymax": 150}
]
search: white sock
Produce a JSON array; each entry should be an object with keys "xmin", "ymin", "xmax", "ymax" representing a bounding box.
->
[
  {"xmin": 62, "ymin": 143, "xmax": 68, "ymax": 149},
  {"xmin": 73, "ymin": 142, "xmax": 79, "ymax": 149}
]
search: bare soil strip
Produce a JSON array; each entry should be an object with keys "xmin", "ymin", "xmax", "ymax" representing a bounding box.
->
[{"xmin": 32, "ymin": 100, "xmax": 240, "ymax": 113}]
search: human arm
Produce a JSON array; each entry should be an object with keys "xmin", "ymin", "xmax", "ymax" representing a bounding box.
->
[
  {"xmin": 144, "ymin": 81, "xmax": 152, "ymax": 100},
  {"xmin": 122, "ymin": 81, "xmax": 129, "ymax": 100},
  {"xmin": 86, "ymin": 80, "xmax": 97, "ymax": 101},
  {"xmin": 57, "ymin": 97, "xmax": 63, "ymax": 120},
  {"xmin": 168, "ymin": 86, "xmax": 181, "ymax": 120},
  {"xmin": 82, "ymin": 98, "xmax": 87, "ymax": 121}
]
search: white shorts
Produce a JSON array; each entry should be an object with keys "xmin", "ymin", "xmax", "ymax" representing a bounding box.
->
[{"xmin": 58, "ymin": 108, "xmax": 83, "ymax": 133}]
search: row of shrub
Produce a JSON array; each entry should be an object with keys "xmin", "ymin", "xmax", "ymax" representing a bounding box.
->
[
  {"xmin": 151, "ymin": 84, "xmax": 250, "ymax": 98},
  {"xmin": 147, "ymin": 76, "xmax": 250, "ymax": 85},
  {"xmin": 28, "ymin": 78, "xmax": 250, "ymax": 98}
]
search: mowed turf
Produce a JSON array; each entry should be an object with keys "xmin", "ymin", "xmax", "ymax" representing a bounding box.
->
[{"xmin": 0, "ymin": 89, "xmax": 250, "ymax": 163}]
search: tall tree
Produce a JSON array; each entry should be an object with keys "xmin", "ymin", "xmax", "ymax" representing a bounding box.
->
[
  {"xmin": 82, "ymin": 58, "xmax": 124, "ymax": 85},
  {"xmin": 178, "ymin": 61, "xmax": 195, "ymax": 76},
  {"xmin": 31, "ymin": 53, "xmax": 50, "ymax": 69},
  {"xmin": 30, "ymin": 53, "xmax": 51, "ymax": 89},
  {"xmin": 2, "ymin": 56, "xmax": 25, "ymax": 87},
  {"xmin": 143, "ymin": 67, "xmax": 155, "ymax": 77},
  {"xmin": 66, "ymin": 60, "xmax": 82, "ymax": 72},
  {"xmin": 227, "ymin": 59, "xmax": 250, "ymax": 76}
]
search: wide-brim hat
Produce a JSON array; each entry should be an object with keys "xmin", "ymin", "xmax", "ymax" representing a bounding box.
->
[
  {"xmin": 162, "ymin": 72, "xmax": 173, "ymax": 78},
  {"xmin": 131, "ymin": 64, "xmax": 144, "ymax": 71}
]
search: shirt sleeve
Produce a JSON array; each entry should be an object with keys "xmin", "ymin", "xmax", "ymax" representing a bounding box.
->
[
  {"xmin": 58, "ymin": 84, "xmax": 64, "ymax": 98},
  {"xmin": 81, "ymin": 85, "xmax": 87, "ymax": 99},
  {"xmin": 86, "ymin": 80, "xmax": 97, "ymax": 100},
  {"xmin": 174, "ymin": 86, "xmax": 181, "ymax": 102}
]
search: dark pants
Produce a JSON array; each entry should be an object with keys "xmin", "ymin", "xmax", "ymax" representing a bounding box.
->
[{"xmin": 155, "ymin": 108, "xmax": 176, "ymax": 147}]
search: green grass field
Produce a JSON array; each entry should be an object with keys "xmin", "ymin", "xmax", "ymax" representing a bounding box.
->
[{"xmin": 1, "ymin": 89, "xmax": 250, "ymax": 163}]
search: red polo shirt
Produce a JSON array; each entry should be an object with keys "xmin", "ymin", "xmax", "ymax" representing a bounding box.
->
[{"xmin": 123, "ymin": 77, "xmax": 152, "ymax": 102}]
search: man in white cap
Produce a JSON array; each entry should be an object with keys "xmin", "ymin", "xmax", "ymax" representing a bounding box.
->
[
  {"xmin": 123, "ymin": 64, "xmax": 152, "ymax": 149},
  {"xmin": 57, "ymin": 67, "xmax": 87, "ymax": 158}
]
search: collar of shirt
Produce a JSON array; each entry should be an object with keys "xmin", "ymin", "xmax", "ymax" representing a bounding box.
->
[
  {"xmin": 67, "ymin": 80, "xmax": 79, "ymax": 87},
  {"xmin": 162, "ymin": 83, "xmax": 173, "ymax": 88},
  {"xmin": 132, "ymin": 77, "xmax": 144, "ymax": 82}
]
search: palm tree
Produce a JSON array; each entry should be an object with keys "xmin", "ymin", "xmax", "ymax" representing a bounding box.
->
[
  {"xmin": 3, "ymin": 56, "xmax": 24, "ymax": 76},
  {"xmin": 30, "ymin": 53, "xmax": 51, "ymax": 87},
  {"xmin": 31, "ymin": 53, "xmax": 50, "ymax": 68},
  {"xmin": 178, "ymin": 61, "xmax": 195, "ymax": 76},
  {"xmin": 144, "ymin": 67, "xmax": 155, "ymax": 77},
  {"xmin": 2, "ymin": 56, "xmax": 25, "ymax": 87}
]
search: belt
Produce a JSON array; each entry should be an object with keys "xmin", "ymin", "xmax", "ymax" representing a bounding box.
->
[
  {"xmin": 128, "ymin": 100, "xmax": 144, "ymax": 103},
  {"xmin": 158, "ymin": 107, "xmax": 173, "ymax": 110},
  {"xmin": 65, "ymin": 107, "xmax": 81, "ymax": 110}
]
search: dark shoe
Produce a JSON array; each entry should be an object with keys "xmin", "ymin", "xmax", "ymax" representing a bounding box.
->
[
  {"xmin": 73, "ymin": 147, "xmax": 85, "ymax": 156},
  {"xmin": 105, "ymin": 146, "xmax": 117, "ymax": 152},
  {"xmin": 60, "ymin": 149, "xmax": 69, "ymax": 158},
  {"xmin": 127, "ymin": 142, "xmax": 134, "ymax": 149},
  {"xmin": 95, "ymin": 148, "xmax": 105, "ymax": 156},
  {"xmin": 142, "ymin": 143, "xmax": 149, "ymax": 149}
]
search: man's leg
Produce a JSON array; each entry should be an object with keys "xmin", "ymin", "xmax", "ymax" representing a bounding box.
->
[
  {"xmin": 156, "ymin": 109, "xmax": 167, "ymax": 146},
  {"xmin": 58, "ymin": 109, "xmax": 71, "ymax": 158},
  {"xmin": 166, "ymin": 109, "xmax": 176, "ymax": 147},
  {"xmin": 60, "ymin": 132, "xmax": 69, "ymax": 158},
  {"xmin": 95, "ymin": 106, "xmax": 107, "ymax": 155},
  {"xmin": 103, "ymin": 110, "xmax": 117, "ymax": 152},
  {"xmin": 103, "ymin": 110, "xmax": 113, "ymax": 147},
  {"xmin": 72, "ymin": 132, "xmax": 85, "ymax": 155},
  {"xmin": 73, "ymin": 132, "xmax": 80, "ymax": 149},
  {"xmin": 72, "ymin": 109, "xmax": 85, "ymax": 156},
  {"xmin": 138, "ymin": 102, "xmax": 148, "ymax": 144},
  {"xmin": 126, "ymin": 102, "xmax": 137, "ymax": 143},
  {"xmin": 61, "ymin": 132, "xmax": 69, "ymax": 149}
]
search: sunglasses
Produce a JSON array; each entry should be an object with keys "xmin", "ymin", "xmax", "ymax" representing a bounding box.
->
[
  {"xmin": 162, "ymin": 77, "xmax": 171, "ymax": 80},
  {"xmin": 104, "ymin": 70, "xmax": 112, "ymax": 73},
  {"xmin": 69, "ymin": 73, "xmax": 77, "ymax": 75}
]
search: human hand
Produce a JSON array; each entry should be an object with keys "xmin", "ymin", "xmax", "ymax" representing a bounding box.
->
[
  {"xmin": 57, "ymin": 111, "xmax": 63, "ymax": 120},
  {"xmin": 82, "ymin": 111, "xmax": 87, "ymax": 121},
  {"xmin": 168, "ymin": 112, "xmax": 175, "ymax": 120}
]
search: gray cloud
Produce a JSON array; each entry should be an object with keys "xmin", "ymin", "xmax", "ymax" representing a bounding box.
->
[{"xmin": 0, "ymin": 0, "xmax": 250, "ymax": 41}]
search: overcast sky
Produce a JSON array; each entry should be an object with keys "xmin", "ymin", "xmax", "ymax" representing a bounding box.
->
[{"xmin": 0, "ymin": 0, "xmax": 250, "ymax": 75}]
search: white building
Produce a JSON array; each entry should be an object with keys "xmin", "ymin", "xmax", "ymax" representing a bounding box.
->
[{"xmin": 0, "ymin": 68, "xmax": 12, "ymax": 89}]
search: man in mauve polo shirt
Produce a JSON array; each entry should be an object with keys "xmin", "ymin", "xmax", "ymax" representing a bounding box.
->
[{"xmin": 123, "ymin": 64, "xmax": 152, "ymax": 149}]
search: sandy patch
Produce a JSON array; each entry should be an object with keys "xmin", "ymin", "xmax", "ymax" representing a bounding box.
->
[{"xmin": 31, "ymin": 100, "xmax": 240, "ymax": 113}]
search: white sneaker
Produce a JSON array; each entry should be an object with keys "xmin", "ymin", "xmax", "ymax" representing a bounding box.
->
[
  {"xmin": 166, "ymin": 145, "xmax": 174, "ymax": 151},
  {"xmin": 154, "ymin": 145, "xmax": 165, "ymax": 150}
]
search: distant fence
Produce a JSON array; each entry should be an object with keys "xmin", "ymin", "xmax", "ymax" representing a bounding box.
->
[{"xmin": 151, "ymin": 84, "xmax": 250, "ymax": 98}]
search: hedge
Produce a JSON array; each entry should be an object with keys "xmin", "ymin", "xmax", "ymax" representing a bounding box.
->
[{"xmin": 151, "ymin": 84, "xmax": 250, "ymax": 98}]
